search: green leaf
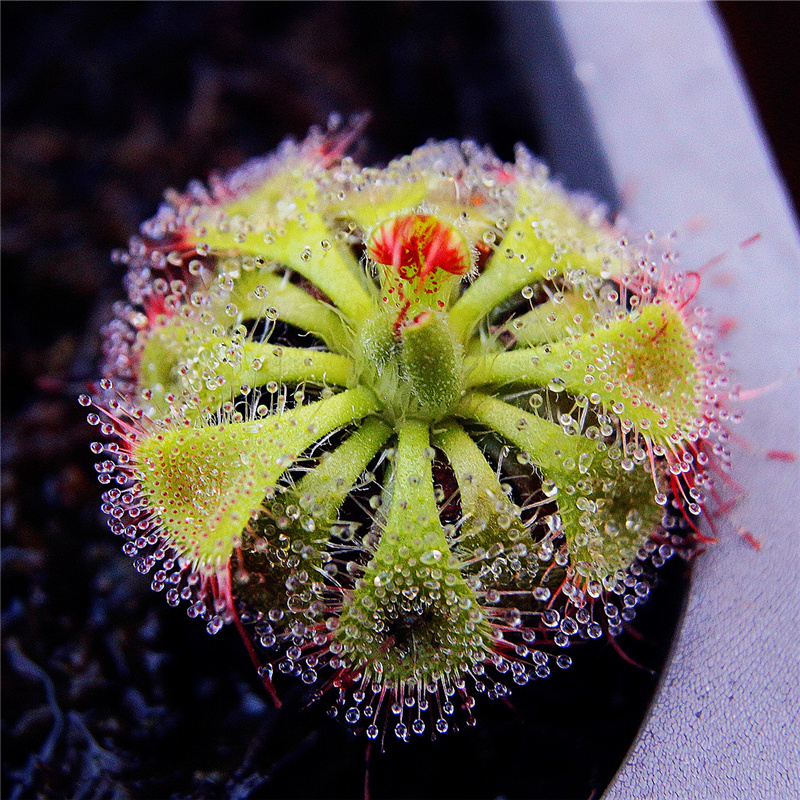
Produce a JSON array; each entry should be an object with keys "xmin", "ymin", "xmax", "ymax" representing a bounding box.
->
[
  {"xmin": 466, "ymin": 301, "xmax": 702, "ymax": 447},
  {"xmin": 135, "ymin": 387, "xmax": 379, "ymax": 566},
  {"xmin": 456, "ymin": 392, "xmax": 665, "ymax": 580},
  {"xmin": 335, "ymin": 419, "xmax": 493, "ymax": 685}
]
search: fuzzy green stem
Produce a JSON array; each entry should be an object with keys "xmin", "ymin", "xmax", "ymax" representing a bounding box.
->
[
  {"xmin": 455, "ymin": 392, "xmax": 585, "ymax": 481},
  {"xmin": 449, "ymin": 188, "xmax": 622, "ymax": 340},
  {"xmin": 433, "ymin": 421, "xmax": 529, "ymax": 554},
  {"xmin": 379, "ymin": 420, "xmax": 442, "ymax": 545},
  {"xmin": 198, "ymin": 196, "xmax": 372, "ymax": 323},
  {"xmin": 353, "ymin": 309, "xmax": 464, "ymax": 423},
  {"xmin": 139, "ymin": 321, "xmax": 353, "ymax": 417},
  {"xmin": 398, "ymin": 312, "xmax": 464, "ymax": 420},
  {"xmin": 291, "ymin": 416, "xmax": 393, "ymax": 540},
  {"xmin": 499, "ymin": 290, "xmax": 598, "ymax": 347},
  {"xmin": 192, "ymin": 341, "xmax": 353, "ymax": 412},
  {"xmin": 229, "ymin": 269, "xmax": 352, "ymax": 352}
]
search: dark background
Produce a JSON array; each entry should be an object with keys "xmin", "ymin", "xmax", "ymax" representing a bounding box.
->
[
  {"xmin": 717, "ymin": 1, "xmax": 799, "ymax": 216},
  {"xmin": 2, "ymin": 3, "xmax": 796, "ymax": 799}
]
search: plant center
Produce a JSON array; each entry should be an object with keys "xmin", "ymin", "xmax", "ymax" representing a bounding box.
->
[{"xmin": 353, "ymin": 213, "xmax": 470, "ymax": 423}]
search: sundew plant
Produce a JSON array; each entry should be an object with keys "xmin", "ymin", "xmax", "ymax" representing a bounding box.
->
[{"xmin": 85, "ymin": 120, "xmax": 732, "ymax": 741}]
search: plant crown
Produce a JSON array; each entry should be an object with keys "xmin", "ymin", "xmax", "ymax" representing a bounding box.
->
[{"xmin": 86, "ymin": 120, "xmax": 731, "ymax": 740}]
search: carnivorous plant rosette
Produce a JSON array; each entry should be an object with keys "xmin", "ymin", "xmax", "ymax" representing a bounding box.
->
[{"xmin": 85, "ymin": 121, "xmax": 731, "ymax": 740}]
